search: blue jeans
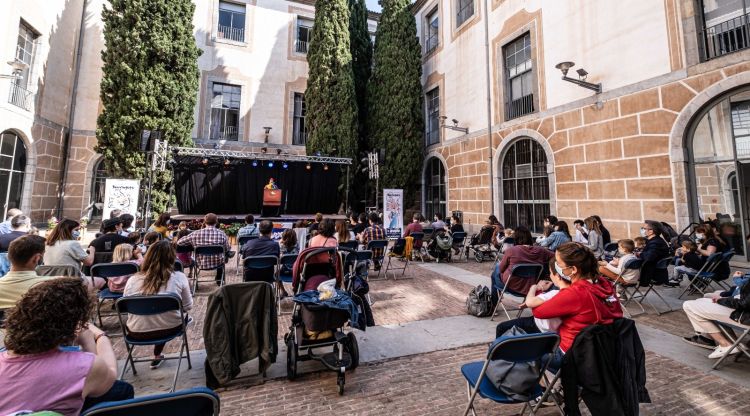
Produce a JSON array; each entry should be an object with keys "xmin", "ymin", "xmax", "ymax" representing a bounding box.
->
[
  {"xmin": 82, "ymin": 379, "xmax": 134, "ymax": 410},
  {"xmin": 491, "ymin": 264, "xmax": 505, "ymax": 304}
]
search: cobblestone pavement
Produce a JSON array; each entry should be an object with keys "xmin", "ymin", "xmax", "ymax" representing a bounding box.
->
[{"xmin": 217, "ymin": 344, "xmax": 750, "ymax": 416}]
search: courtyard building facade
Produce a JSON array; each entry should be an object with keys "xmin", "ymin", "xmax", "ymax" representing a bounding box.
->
[{"xmin": 414, "ymin": 0, "xmax": 750, "ymax": 261}]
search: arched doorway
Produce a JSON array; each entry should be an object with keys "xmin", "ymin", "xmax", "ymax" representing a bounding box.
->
[
  {"xmin": 89, "ymin": 158, "xmax": 109, "ymax": 220},
  {"xmin": 0, "ymin": 131, "xmax": 26, "ymax": 219},
  {"xmin": 423, "ymin": 157, "xmax": 446, "ymax": 221},
  {"xmin": 499, "ymin": 137, "xmax": 550, "ymax": 233},
  {"xmin": 687, "ymin": 88, "xmax": 750, "ymax": 257}
]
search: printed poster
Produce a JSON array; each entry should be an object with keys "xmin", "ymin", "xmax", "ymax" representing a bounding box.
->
[
  {"xmin": 383, "ymin": 189, "xmax": 403, "ymax": 239},
  {"xmin": 103, "ymin": 179, "xmax": 140, "ymax": 219}
]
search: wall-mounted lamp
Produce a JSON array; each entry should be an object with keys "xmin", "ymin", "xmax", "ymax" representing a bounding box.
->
[
  {"xmin": 555, "ymin": 61, "xmax": 602, "ymax": 94},
  {"xmin": 439, "ymin": 116, "xmax": 469, "ymax": 134},
  {"xmin": 263, "ymin": 127, "xmax": 272, "ymax": 143}
]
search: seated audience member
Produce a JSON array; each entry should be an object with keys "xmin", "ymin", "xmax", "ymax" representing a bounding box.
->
[
  {"xmin": 597, "ymin": 239, "xmax": 639, "ymax": 284},
  {"xmin": 43, "ymin": 218, "xmax": 98, "ymax": 282},
  {"xmin": 177, "ymin": 213, "xmax": 230, "ymax": 285},
  {"xmin": 682, "ymin": 273, "xmax": 750, "ymax": 359},
  {"xmin": 237, "ymin": 214, "xmax": 259, "ymax": 238},
  {"xmin": 667, "ymin": 240, "xmax": 704, "ymax": 286},
  {"xmin": 0, "ymin": 236, "xmax": 57, "ymax": 309},
  {"xmin": 695, "ymin": 224, "xmax": 730, "ymax": 281},
  {"xmin": 633, "ymin": 236, "xmax": 647, "ymax": 257},
  {"xmin": 419, "ymin": 214, "xmax": 431, "ymax": 229},
  {"xmin": 308, "ymin": 213, "xmax": 324, "ymax": 235},
  {"xmin": 498, "ymin": 228, "xmax": 515, "ymax": 253},
  {"xmin": 98, "ymin": 209, "xmax": 121, "ymax": 234},
  {"xmin": 431, "ymin": 212, "xmax": 447, "ymax": 230},
  {"xmin": 593, "ymin": 215, "xmax": 612, "ymax": 245},
  {"xmin": 0, "ymin": 214, "xmax": 31, "ymax": 252},
  {"xmin": 572, "ymin": 219, "xmax": 588, "ymax": 244},
  {"xmin": 148, "ymin": 213, "xmax": 171, "ymax": 238},
  {"xmin": 124, "ymin": 241, "xmax": 192, "ymax": 368},
  {"xmin": 491, "ymin": 226, "xmax": 554, "ymax": 303},
  {"xmin": 583, "ymin": 216, "xmax": 604, "ymax": 259},
  {"xmin": 360, "ymin": 212, "xmax": 386, "ymax": 270},
  {"xmin": 279, "ymin": 229, "xmax": 299, "ymax": 255},
  {"xmin": 89, "ymin": 218, "xmax": 129, "ymax": 253},
  {"xmin": 537, "ymin": 215, "xmax": 558, "ymax": 244},
  {"xmin": 173, "ymin": 229, "xmax": 193, "ymax": 267},
  {"xmin": 118, "ymin": 214, "xmax": 135, "ymax": 236},
  {"xmin": 0, "ymin": 208, "xmax": 22, "ymax": 235},
  {"xmin": 354, "ymin": 213, "xmax": 368, "ymax": 236},
  {"xmin": 106, "ymin": 243, "xmax": 143, "ymax": 293},
  {"xmin": 404, "ymin": 213, "xmax": 424, "ymax": 249},
  {"xmin": 539, "ymin": 221, "xmax": 572, "ymax": 251},
  {"xmin": 309, "ymin": 218, "xmax": 338, "ymax": 248},
  {"xmin": 488, "ymin": 215, "xmax": 504, "ymax": 248},
  {"xmin": 335, "ymin": 219, "xmax": 355, "ymax": 244},
  {"xmin": 0, "ymin": 278, "xmax": 133, "ymax": 414},
  {"xmin": 449, "ymin": 214, "xmax": 464, "ymax": 233},
  {"xmin": 143, "ymin": 231, "xmax": 162, "ymax": 248},
  {"xmin": 638, "ymin": 221, "xmax": 671, "ymax": 284},
  {"xmin": 495, "ymin": 258, "xmax": 569, "ymax": 337},
  {"xmin": 239, "ymin": 220, "xmax": 280, "ymax": 283}
]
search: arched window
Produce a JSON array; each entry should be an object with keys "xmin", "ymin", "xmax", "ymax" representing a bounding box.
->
[
  {"xmin": 424, "ymin": 157, "xmax": 446, "ymax": 221},
  {"xmin": 90, "ymin": 158, "xmax": 109, "ymax": 220},
  {"xmin": 0, "ymin": 131, "xmax": 26, "ymax": 219},
  {"xmin": 501, "ymin": 138, "xmax": 549, "ymax": 233}
]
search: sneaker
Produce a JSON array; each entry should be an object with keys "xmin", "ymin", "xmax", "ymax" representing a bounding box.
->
[
  {"xmin": 707, "ymin": 345, "xmax": 741, "ymax": 359},
  {"xmin": 682, "ymin": 334, "xmax": 717, "ymax": 350},
  {"xmin": 665, "ymin": 279, "xmax": 681, "ymax": 287},
  {"xmin": 150, "ymin": 355, "xmax": 165, "ymax": 369}
]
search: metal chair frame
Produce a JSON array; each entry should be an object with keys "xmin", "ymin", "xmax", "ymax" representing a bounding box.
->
[
  {"xmin": 409, "ymin": 232, "xmax": 425, "ymax": 262},
  {"xmin": 81, "ymin": 386, "xmax": 220, "ymax": 416},
  {"xmin": 192, "ymin": 245, "xmax": 227, "ymax": 293},
  {"xmin": 276, "ymin": 253, "xmax": 298, "ymax": 315},
  {"xmin": 713, "ymin": 322, "xmax": 750, "ymax": 370},
  {"xmin": 384, "ymin": 237, "xmax": 412, "ymax": 280},
  {"xmin": 677, "ymin": 252, "xmax": 724, "ymax": 299},
  {"xmin": 491, "ymin": 264, "xmax": 544, "ymax": 321},
  {"xmin": 620, "ymin": 257, "xmax": 674, "ymax": 315},
  {"xmin": 366, "ymin": 239, "xmax": 389, "ymax": 279},
  {"xmin": 451, "ymin": 231, "xmax": 468, "ymax": 262},
  {"xmin": 92, "ymin": 262, "xmax": 140, "ymax": 327},
  {"xmin": 235, "ymin": 235, "xmax": 258, "ymax": 277}
]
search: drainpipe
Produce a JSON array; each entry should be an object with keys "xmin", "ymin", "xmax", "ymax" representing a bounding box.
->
[
  {"xmin": 483, "ymin": 0, "xmax": 494, "ymax": 216},
  {"xmin": 56, "ymin": 0, "xmax": 88, "ymax": 218}
]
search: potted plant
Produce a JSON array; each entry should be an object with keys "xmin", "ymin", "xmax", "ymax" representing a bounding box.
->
[{"xmin": 221, "ymin": 223, "xmax": 243, "ymax": 245}]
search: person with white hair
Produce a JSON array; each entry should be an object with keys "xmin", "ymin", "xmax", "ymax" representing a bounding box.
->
[
  {"xmin": 0, "ymin": 215, "xmax": 31, "ymax": 252},
  {"xmin": 0, "ymin": 209, "xmax": 23, "ymax": 235}
]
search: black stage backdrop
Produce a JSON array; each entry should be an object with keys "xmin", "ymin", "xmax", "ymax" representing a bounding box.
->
[{"xmin": 173, "ymin": 157, "xmax": 342, "ymax": 215}]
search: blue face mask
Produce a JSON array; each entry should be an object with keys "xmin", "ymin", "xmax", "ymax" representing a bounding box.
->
[{"xmin": 72, "ymin": 230, "xmax": 80, "ymax": 239}]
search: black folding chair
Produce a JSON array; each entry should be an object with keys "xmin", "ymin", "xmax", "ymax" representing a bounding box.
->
[
  {"xmin": 277, "ymin": 253, "xmax": 298, "ymax": 314},
  {"xmin": 367, "ymin": 239, "xmax": 389, "ymax": 278},
  {"xmin": 634, "ymin": 257, "xmax": 675, "ymax": 315},
  {"xmin": 116, "ymin": 294, "xmax": 192, "ymax": 392},
  {"xmin": 175, "ymin": 245, "xmax": 195, "ymax": 280},
  {"xmin": 82, "ymin": 386, "xmax": 220, "ymax": 416},
  {"xmin": 92, "ymin": 262, "xmax": 140, "ymax": 326},
  {"xmin": 451, "ymin": 231, "xmax": 468, "ymax": 262},
  {"xmin": 235, "ymin": 235, "xmax": 258, "ymax": 277},
  {"xmin": 678, "ymin": 252, "xmax": 723, "ymax": 299},
  {"xmin": 338, "ymin": 240, "xmax": 358, "ymax": 251},
  {"xmin": 491, "ymin": 264, "xmax": 544, "ymax": 321},
  {"xmin": 193, "ymin": 245, "xmax": 227, "ymax": 293},
  {"xmin": 713, "ymin": 322, "xmax": 750, "ymax": 370},
  {"xmin": 242, "ymin": 255, "xmax": 279, "ymax": 284}
]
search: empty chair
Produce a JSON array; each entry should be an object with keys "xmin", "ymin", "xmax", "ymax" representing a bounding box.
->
[{"xmin": 81, "ymin": 386, "xmax": 219, "ymax": 416}]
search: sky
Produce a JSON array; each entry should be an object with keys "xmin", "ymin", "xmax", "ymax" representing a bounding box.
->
[{"xmin": 365, "ymin": 0, "xmax": 382, "ymax": 12}]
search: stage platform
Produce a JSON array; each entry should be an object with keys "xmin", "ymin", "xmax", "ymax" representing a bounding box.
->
[{"xmin": 171, "ymin": 213, "xmax": 347, "ymax": 224}]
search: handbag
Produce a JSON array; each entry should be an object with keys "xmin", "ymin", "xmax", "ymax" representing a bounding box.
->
[
  {"xmin": 485, "ymin": 326, "xmax": 541, "ymax": 401},
  {"xmin": 466, "ymin": 285, "xmax": 492, "ymax": 317}
]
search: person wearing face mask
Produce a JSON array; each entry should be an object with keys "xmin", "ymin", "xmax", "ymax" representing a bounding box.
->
[
  {"xmin": 668, "ymin": 224, "xmax": 729, "ymax": 286},
  {"xmin": 638, "ymin": 220, "xmax": 670, "ymax": 285},
  {"xmin": 43, "ymin": 218, "xmax": 102, "ymax": 287}
]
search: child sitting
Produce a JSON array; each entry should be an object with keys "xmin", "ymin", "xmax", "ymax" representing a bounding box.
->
[
  {"xmin": 498, "ymin": 228, "xmax": 515, "ymax": 253},
  {"xmin": 107, "ymin": 244, "xmax": 143, "ymax": 293},
  {"xmin": 667, "ymin": 240, "xmax": 703, "ymax": 286},
  {"xmin": 597, "ymin": 239, "xmax": 639, "ymax": 284},
  {"xmin": 633, "ymin": 236, "xmax": 647, "ymax": 257}
]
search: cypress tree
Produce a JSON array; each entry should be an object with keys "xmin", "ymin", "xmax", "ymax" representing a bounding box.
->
[
  {"xmin": 305, "ymin": 0, "xmax": 358, "ymax": 162},
  {"xmin": 96, "ymin": 0, "xmax": 200, "ymax": 217},
  {"xmin": 368, "ymin": 0, "xmax": 424, "ymax": 205},
  {"xmin": 349, "ymin": 0, "xmax": 373, "ymax": 210}
]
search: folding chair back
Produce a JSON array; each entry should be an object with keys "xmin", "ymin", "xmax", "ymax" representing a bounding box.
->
[
  {"xmin": 116, "ymin": 293, "xmax": 183, "ymax": 317},
  {"xmin": 242, "ymin": 255, "xmax": 279, "ymax": 283},
  {"xmin": 620, "ymin": 258, "xmax": 643, "ymax": 280},
  {"xmin": 35, "ymin": 264, "xmax": 79, "ymax": 277},
  {"xmin": 278, "ymin": 253, "xmax": 298, "ymax": 283},
  {"xmin": 339, "ymin": 240, "xmax": 358, "ymax": 251},
  {"xmin": 367, "ymin": 239, "xmax": 388, "ymax": 262},
  {"xmin": 488, "ymin": 332, "xmax": 561, "ymax": 362},
  {"xmin": 422, "ymin": 228, "xmax": 434, "ymax": 239},
  {"xmin": 410, "ymin": 232, "xmax": 424, "ymax": 244},
  {"xmin": 238, "ymin": 235, "xmax": 257, "ymax": 250},
  {"xmin": 194, "ymin": 245, "xmax": 225, "ymax": 262},
  {"xmin": 603, "ymin": 241, "xmax": 619, "ymax": 253},
  {"xmin": 452, "ymin": 231, "xmax": 467, "ymax": 245},
  {"xmin": 81, "ymin": 386, "xmax": 220, "ymax": 416},
  {"xmin": 491, "ymin": 263, "xmax": 544, "ymax": 321},
  {"xmin": 91, "ymin": 262, "xmax": 139, "ymax": 279},
  {"xmin": 678, "ymin": 252, "xmax": 722, "ymax": 299},
  {"xmin": 175, "ymin": 245, "xmax": 193, "ymax": 254}
]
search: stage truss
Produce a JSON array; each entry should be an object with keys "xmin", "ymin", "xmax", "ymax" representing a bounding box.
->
[{"xmin": 171, "ymin": 146, "xmax": 353, "ymax": 165}]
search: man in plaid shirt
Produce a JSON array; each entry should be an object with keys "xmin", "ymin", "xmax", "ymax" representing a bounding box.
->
[
  {"xmin": 360, "ymin": 212, "xmax": 386, "ymax": 270},
  {"xmin": 177, "ymin": 213, "xmax": 231, "ymax": 284}
]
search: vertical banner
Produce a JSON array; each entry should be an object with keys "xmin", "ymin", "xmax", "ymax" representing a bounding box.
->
[
  {"xmin": 383, "ymin": 189, "xmax": 404, "ymax": 239},
  {"xmin": 103, "ymin": 179, "xmax": 141, "ymax": 219}
]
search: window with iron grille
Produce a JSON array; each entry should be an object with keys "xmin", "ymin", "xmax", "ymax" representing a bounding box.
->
[
  {"xmin": 424, "ymin": 157, "xmax": 446, "ymax": 221},
  {"xmin": 425, "ymin": 88, "xmax": 440, "ymax": 146},
  {"xmin": 0, "ymin": 131, "xmax": 26, "ymax": 220},
  {"xmin": 503, "ymin": 33, "xmax": 534, "ymax": 120},
  {"xmin": 209, "ymin": 83, "xmax": 241, "ymax": 141},
  {"xmin": 292, "ymin": 93, "xmax": 308, "ymax": 145},
  {"xmin": 501, "ymin": 138, "xmax": 549, "ymax": 233},
  {"xmin": 699, "ymin": 0, "xmax": 750, "ymax": 60},
  {"xmin": 456, "ymin": 0, "xmax": 474, "ymax": 27},
  {"xmin": 425, "ymin": 8, "xmax": 439, "ymax": 54},
  {"xmin": 296, "ymin": 17, "xmax": 313, "ymax": 54},
  {"xmin": 9, "ymin": 22, "xmax": 38, "ymax": 110},
  {"xmin": 218, "ymin": 1, "xmax": 246, "ymax": 43}
]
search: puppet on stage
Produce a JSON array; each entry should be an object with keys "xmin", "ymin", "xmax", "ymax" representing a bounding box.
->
[{"xmin": 265, "ymin": 178, "xmax": 278, "ymax": 190}]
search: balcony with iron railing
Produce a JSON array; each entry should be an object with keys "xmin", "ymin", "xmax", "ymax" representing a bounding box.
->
[
  {"xmin": 505, "ymin": 94, "xmax": 534, "ymax": 121},
  {"xmin": 700, "ymin": 12, "xmax": 750, "ymax": 60},
  {"xmin": 295, "ymin": 39, "xmax": 309, "ymax": 54},
  {"xmin": 7, "ymin": 82, "xmax": 33, "ymax": 111},
  {"xmin": 216, "ymin": 25, "xmax": 245, "ymax": 43}
]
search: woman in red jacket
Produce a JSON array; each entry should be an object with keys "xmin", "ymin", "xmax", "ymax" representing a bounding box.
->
[{"xmin": 496, "ymin": 242, "xmax": 623, "ymax": 371}]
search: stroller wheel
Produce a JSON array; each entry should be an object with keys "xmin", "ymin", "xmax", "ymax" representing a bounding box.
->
[
  {"xmin": 286, "ymin": 337, "xmax": 297, "ymax": 381},
  {"xmin": 475, "ymin": 251, "xmax": 484, "ymax": 263},
  {"xmin": 346, "ymin": 332, "xmax": 359, "ymax": 370}
]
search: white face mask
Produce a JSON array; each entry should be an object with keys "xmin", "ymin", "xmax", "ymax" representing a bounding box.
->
[
  {"xmin": 640, "ymin": 228, "xmax": 647, "ymax": 237},
  {"xmin": 695, "ymin": 233, "xmax": 705, "ymax": 241}
]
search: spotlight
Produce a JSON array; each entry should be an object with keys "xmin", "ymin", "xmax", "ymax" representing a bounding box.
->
[
  {"xmin": 223, "ymin": 159, "xmax": 230, "ymax": 166},
  {"xmin": 201, "ymin": 158, "xmax": 208, "ymax": 165},
  {"xmin": 276, "ymin": 148, "xmax": 282, "ymax": 155},
  {"xmin": 323, "ymin": 164, "xmax": 329, "ymax": 171},
  {"xmin": 267, "ymin": 161, "xmax": 274, "ymax": 168},
  {"xmin": 251, "ymin": 160, "xmax": 258, "ymax": 167},
  {"xmin": 306, "ymin": 163, "xmax": 311, "ymax": 170},
  {"xmin": 282, "ymin": 162, "xmax": 288, "ymax": 169}
]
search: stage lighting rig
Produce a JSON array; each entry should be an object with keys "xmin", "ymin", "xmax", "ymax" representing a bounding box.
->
[
  {"xmin": 268, "ymin": 161, "xmax": 274, "ymax": 168},
  {"xmin": 323, "ymin": 164, "xmax": 329, "ymax": 171},
  {"xmin": 306, "ymin": 163, "xmax": 311, "ymax": 170},
  {"xmin": 251, "ymin": 160, "xmax": 258, "ymax": 167},
  {"xmin": 282, "ymin": 162, "xmax": 288, "ymax": 169},
  {"xmin": 201, "ymin": 158, "xmax": 208, "ymax": 165}
]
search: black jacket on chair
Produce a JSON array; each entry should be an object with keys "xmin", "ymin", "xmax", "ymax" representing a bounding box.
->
[{"xmin": 561, "ymin": 319, "xmax": 650, "ymax": 416}]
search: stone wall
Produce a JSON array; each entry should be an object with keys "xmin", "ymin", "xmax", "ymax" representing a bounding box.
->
[{"xmin": 29, "ymin": 119, "xmax": 67, "ymax": 223}]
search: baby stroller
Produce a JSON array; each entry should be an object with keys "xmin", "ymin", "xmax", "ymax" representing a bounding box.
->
[
  {"xmin": 466, "ymin": 225, "xmax": 498, "ymax": 262},
  {"xmin": 427, "ymin": 229, "xmax": 453, "ymax": 262},
  {"xmin": 285, "ymin": 247, "xmax": 360, "ymax": 395}
]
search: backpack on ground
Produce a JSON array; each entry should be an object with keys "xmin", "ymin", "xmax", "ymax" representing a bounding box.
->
[{"xmin": 466, "ymin": 285, "xmax": 492, "ymax": 317}]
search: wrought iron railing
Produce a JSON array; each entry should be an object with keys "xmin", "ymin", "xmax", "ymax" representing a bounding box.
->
[
  {"xmin": 700, "ymin": 13, "xmax": 750, "ymax": 60},
  {"xmin": 8, "ymin": 82, "xmax": 33, "ymax": 111},
  {"xmin": 217, "ymin": 25, "xmax": 245, "ymax": 43},
  {"xmin": 505, "ymin": 94, "xmax": 534, "ymax": 120},
  {"xmin": 295, "ymin": 39, "xmax": 309, "ymax": 54}
]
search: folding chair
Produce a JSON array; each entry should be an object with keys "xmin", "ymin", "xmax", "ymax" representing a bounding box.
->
[
  {"xmin": 491, "ymin": 264, "xmax": 544, "ymax": 321},
  {"xmin": 242, "ymin": 255, "xmax": 279, "ymax": 284},
  {"xmin": 712, "ymin": 322, "xmax": 750, "ymax": 370},
  {"xmin": 115, "ymin": 294, "xmax": 192, "ymax": 392},
  {"xmin": 339, "ymin": 240, "xmax": 358, "ymax": 251},
  {"xmin": 421, "ymin": 228, "xmax": 434, "ymax": 259},
  {"xmin": 409, "ymin": 232, "xmax": 425, "ymax": 261},
  {"xmin": 175, "ymin": 245, "xmax": 195, "ymax": 280},
  {"xmin": 367, "ymin": 239, "xmax": 389, "ymax": 278},
  {"xmin": 92, "ymin": 262, "xmax": 140, "ymax": 326},
  {"xmin": 602, "ymin": 241, "xmax": 619, "ymax": 262},
  {"xmin": 461, "ymin": 332, "xmax": 563, "ymax": 416},
  {"xmin": 192, "ymin": 245, "xmax": 227, "ymax": 293},
  {"xmin": 35, "ymin": 264, "xmax": 79, "ymax": 277},
  {"xmin": 614, "ymin": 258, "xmax": 645, "ymax": 317},
  {"xmin": 81, "ymin": 386, "xmax": 219, "ymax": 416},
  {"xmin": 384, "ymin": 237, "xmax": 412, "ymax": 280},
  {"xmin": 277, "ymin": 253, "xmax": 298, "ymax": 314},
  {"xmin": 451, "ymin": 231, "xmax": 468, "ymax": 262},
  {"xmin": 235, "ymin": 235, "xmax": 258, "ymax": 277},
  {"xmin": 631, "ymin": 257, "xmax": 675, "ymax": 315},
  {"xmin": 678, "ymin": 252, "xmax": 723, "ymax": 299},
  {"xmin": 83, "ymin": 251, "xmax": 114, "ymax": 276}
]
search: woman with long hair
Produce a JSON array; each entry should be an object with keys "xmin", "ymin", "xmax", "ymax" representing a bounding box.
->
[
  {"xmin": 539, "ymin": 220, "xmax": 572, "ymax": 251},
  {"xmin": 583, "ymin": 216, "xmax": 604, "ymax": 258},
  {"xmin": 309, "ymin": 218, "xmax": 338, "ymax": 248},
  {"xmin": 148, "ymin": 213, "xmax": 171, "ymax": 238},
  {"xmin": 335, "ymin": 219, "xmax": 354, "ymax": 243},
  {"xmin": 280, "ymin": 229, "xmax": 298, "ymax": 255},
  {"xmin": 43, "ymin": 218, "xmax": 98, "ymax": 282},
  {"xmin": 123, "ymin": 241, "xmax": 192, "ymax": 368}
]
